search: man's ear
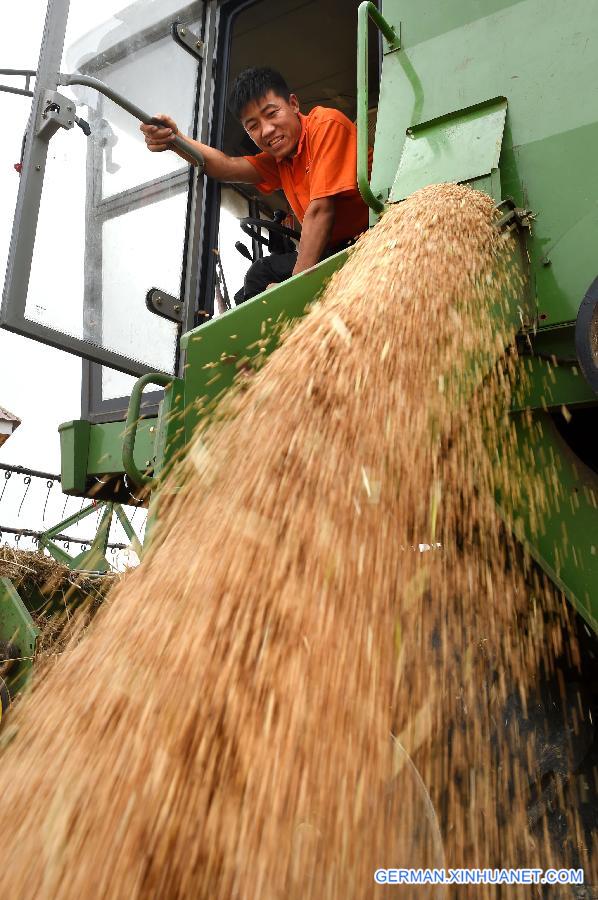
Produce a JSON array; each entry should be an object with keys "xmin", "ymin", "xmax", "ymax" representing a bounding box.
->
[{"xmin": 289, "ymin": 93, "xmax": 300, "ymax": 114}]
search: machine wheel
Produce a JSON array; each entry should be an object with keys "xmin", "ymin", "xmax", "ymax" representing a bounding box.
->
[
  {"xmin": 0, "ymin": 641, "xmax": 19, "ymax": 723},
  {"xmin": 0, "ymin": 676, "xmax": 10, "ymax": 723},
  {"xmin": 575, "ymin": 276, "xmax": 598, "ymax": 393},
  {"xmin": 502, "ymin": 607, "xmax": 598, "ymax": 889}
]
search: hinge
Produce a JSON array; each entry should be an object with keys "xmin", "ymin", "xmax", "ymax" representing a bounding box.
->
[
  {"xmin": 145, "ymin": 288, "xmax": 183, "ymax": 324},
  {"xmin": 36, "ymin": 90, "xmax": 75, "ymax": 141},
  {"xmin": 171, "ymin": 21, "xmax": 204, "ymax": 60}
]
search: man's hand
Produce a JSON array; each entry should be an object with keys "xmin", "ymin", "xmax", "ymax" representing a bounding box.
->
[
  {"xmin": 140, "ymin": 114, "xmax": 262, "ymax": 182},
  {"xmin": 292, "ymin": 197, "xmax": 335, "ymax": 276},
  {"xmin": 140, "ymin": 114, "xmax": 178, "ymax": 152}
]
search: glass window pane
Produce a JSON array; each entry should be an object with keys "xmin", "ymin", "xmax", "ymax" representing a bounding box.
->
[
  {"xmin": 78, "ymin": 35, "xmax": 199, "ymax": 199},
  {"xmin": 25, "ymin": 127, "xmax": 87, "ymax": 338},
  {"xmin": 102, "ymin": 368, "xmax": 137, "ymax": 401},
  {"xmin": 219, "ymin": 187, "xmax": 252, "ymax": 305},
  {"xmin": 22, "ymin": 0, "xmax": 200, "ymax": 376},
  {"xmin": 101, "ymin": 190, "xmax": 184, "ymax": 369}
]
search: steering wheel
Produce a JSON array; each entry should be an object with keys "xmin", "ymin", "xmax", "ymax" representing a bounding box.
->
[{"xmin": 239, "ymin": 213, "xmax": 300, "ymax": 247}]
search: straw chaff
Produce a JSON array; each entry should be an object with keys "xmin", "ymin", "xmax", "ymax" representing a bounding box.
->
[{"xmin": 0, "ymin": 546, "xmax": 117, "ymax": 659}]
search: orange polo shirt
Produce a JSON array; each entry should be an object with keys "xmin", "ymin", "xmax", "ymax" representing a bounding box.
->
[{"xmin": 243, "ymin": 106, "xmax": 371, "ymax": 249}]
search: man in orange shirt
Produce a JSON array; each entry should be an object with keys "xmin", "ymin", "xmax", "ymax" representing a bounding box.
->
[{"xmin": 141, "ymin": 67, "xmax": 370, "ymax": 303}]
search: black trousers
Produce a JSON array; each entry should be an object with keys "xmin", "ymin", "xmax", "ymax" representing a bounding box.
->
[
  {"xmin": 233, "ymin": 252, "xmax": 298, "ymax": 305},
  {"xmin": 233, "ymin": 239, "xmax": 354, "ymax": 306}
]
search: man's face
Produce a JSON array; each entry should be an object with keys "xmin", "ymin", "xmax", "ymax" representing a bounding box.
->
[{"xmin": 241, "ymin": 90, "xmax": 302, "ymax": 160}]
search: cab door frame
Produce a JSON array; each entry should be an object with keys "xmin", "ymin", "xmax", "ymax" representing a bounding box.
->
[
  {"xmin": 81, "ymin": 0, "xmax": 221, "ymax": 423},
  {"xmin": 1, "ymin": 0, "xmax": 218, "ymax": 420}
]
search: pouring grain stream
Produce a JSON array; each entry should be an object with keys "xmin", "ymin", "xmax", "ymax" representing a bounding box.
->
[{"xmin": 0, "ymin": 184, "xmax": 588, "ymax": 897}]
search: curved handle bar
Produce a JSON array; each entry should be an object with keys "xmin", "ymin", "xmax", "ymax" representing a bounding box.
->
[
  {"xmin": 123, "ymin": 372, "xmax": 173, "ymax": 489},
  {"xmin": 239, "ymin": 216, "xmax": 301, "ymax": 242},
  {"xmin": 59, "ymin": 74, "xmax": 206, "ymax": 172},
  {"xmin": 357, "ymin": 2, "xmax": 400, "ymax": 215}
]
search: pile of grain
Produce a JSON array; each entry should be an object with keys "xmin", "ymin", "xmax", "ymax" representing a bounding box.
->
[{"xmin": 0, "ymin": 184, "xmax": 591, "ymax": 897}]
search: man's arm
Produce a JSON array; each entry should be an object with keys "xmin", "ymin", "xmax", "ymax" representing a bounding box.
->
[
  {"xmin": 140, "ymin": 114, "xmax": 260, "ymax": 184},
  {"xmin": 291, "ymin": 197, "xmax": 335, "ymax": 276}
]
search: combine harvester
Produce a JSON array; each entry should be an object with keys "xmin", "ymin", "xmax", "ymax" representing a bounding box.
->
[{"xmin": 1, "ymin": 0, "xmax": 597, "ymax": 858}]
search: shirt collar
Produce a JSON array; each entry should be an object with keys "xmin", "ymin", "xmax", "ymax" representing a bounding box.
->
[
  {"xmin": 281, "ymin": 112, "xmax": 308, "ymax": 165},
  {"xmin": 295, "ymin": 112, "xmax": 308, "ymax": 155}
]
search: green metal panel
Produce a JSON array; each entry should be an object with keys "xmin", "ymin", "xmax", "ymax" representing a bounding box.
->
[
  {"xmin": 153, "ymin": 377, "xmax": 187, "ymax": 479},
  {"xmin": 500, "ymin": 412, "xmax": 598, "ymax": 632},
  {"xmin": 86, "ymin": 419, "xmax": 156, "ymax": 476},
  {"xmin": 357, "ymin": 1, "xmax": 401, "ymax": 214},
  {"xmin": 58, "ymin": 419, "xmax": 90, "ymax": 493},
  {"xmin": 376, "ymin": 0, "xmax": 598, "ymax": 325},
  {"xmin": 390, "ymin": 98, "xmax": 507, "ymax": 201},
  {"xmin": 512, "ymin": 326, "xmax": 596, "ymax": 411},
  {"xmin": 514, "ymin": 359, "xmax": 596, "ymax": 412},
  {"xmin": 0, "ymin": 578, "xmax": 39, "ymax": 698},
  {"xmin": 59, "ymin": 417, "xmax": 157, "ymax": 489},
  {"xmin": 511, "ymin": 122, "xmax": 598, "ymax": 325},
  {"xmin": 395, "ymin": 0, "xmax": 525, "ymax": 45}
]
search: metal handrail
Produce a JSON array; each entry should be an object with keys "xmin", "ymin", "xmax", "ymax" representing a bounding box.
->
[
  {"xmin": 357, "ymin": 2, "xmax": 400, "ymax": 215},
  {"xmin": 123, "ymin": 373, "xmax": 173, "ymax": 489},
  {"xmin": 0, "ymin": 69, "xmax": 36, "ymax": 98},
  {"xmin": 58, "ymin": 74, "xmax": 206, "ymax": 172}
]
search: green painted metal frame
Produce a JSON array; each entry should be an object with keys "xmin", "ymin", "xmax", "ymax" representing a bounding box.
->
[
  {"xmin": 38, "ymin": 500, "xmax": 142, "ymax": 573},
  {"xmin": 60, "ymin": 417, "xmax": 157, "ymax": 494},
  {"xmin": 513, "ymin": 325, "xmax": 596, "ymax": 412},
  {"xmin": 498, "ymin": 410, "xmax": 598, "ymax": 632},
  {"xmin": 357, "ymin": 1, "xmax": 400, "ymax": 214},
  {"xmin": 375, "ymin": 0, "xmax": 598, "ymax": 327},
  {"xmin": 0, "ymin": 578, "xmax": 39, "ymax": 699}
]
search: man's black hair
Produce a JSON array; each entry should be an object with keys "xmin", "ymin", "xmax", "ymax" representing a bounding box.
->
[{"xmin": 228, "ymin": 67, "xmax": 291, "ymax": 120}]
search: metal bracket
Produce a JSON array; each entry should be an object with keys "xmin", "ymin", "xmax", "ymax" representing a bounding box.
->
[
  {"xmin": 36, "ymin": 90, "xmax": 75, "ymax": 141},
  {"xmin": 383, "ymin": 21, "xmax": 401, "ymax": 55},
  {"xmin": 145, "ymin": 288, "xmax": 183, "ymax": 324},
  {"xmin": 171, "ymin": 21, "xmax": 205, "ymax": 59},
  {"xmin": 495, "ymin": 197, "xmax": 535, "ymax": 233}
]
